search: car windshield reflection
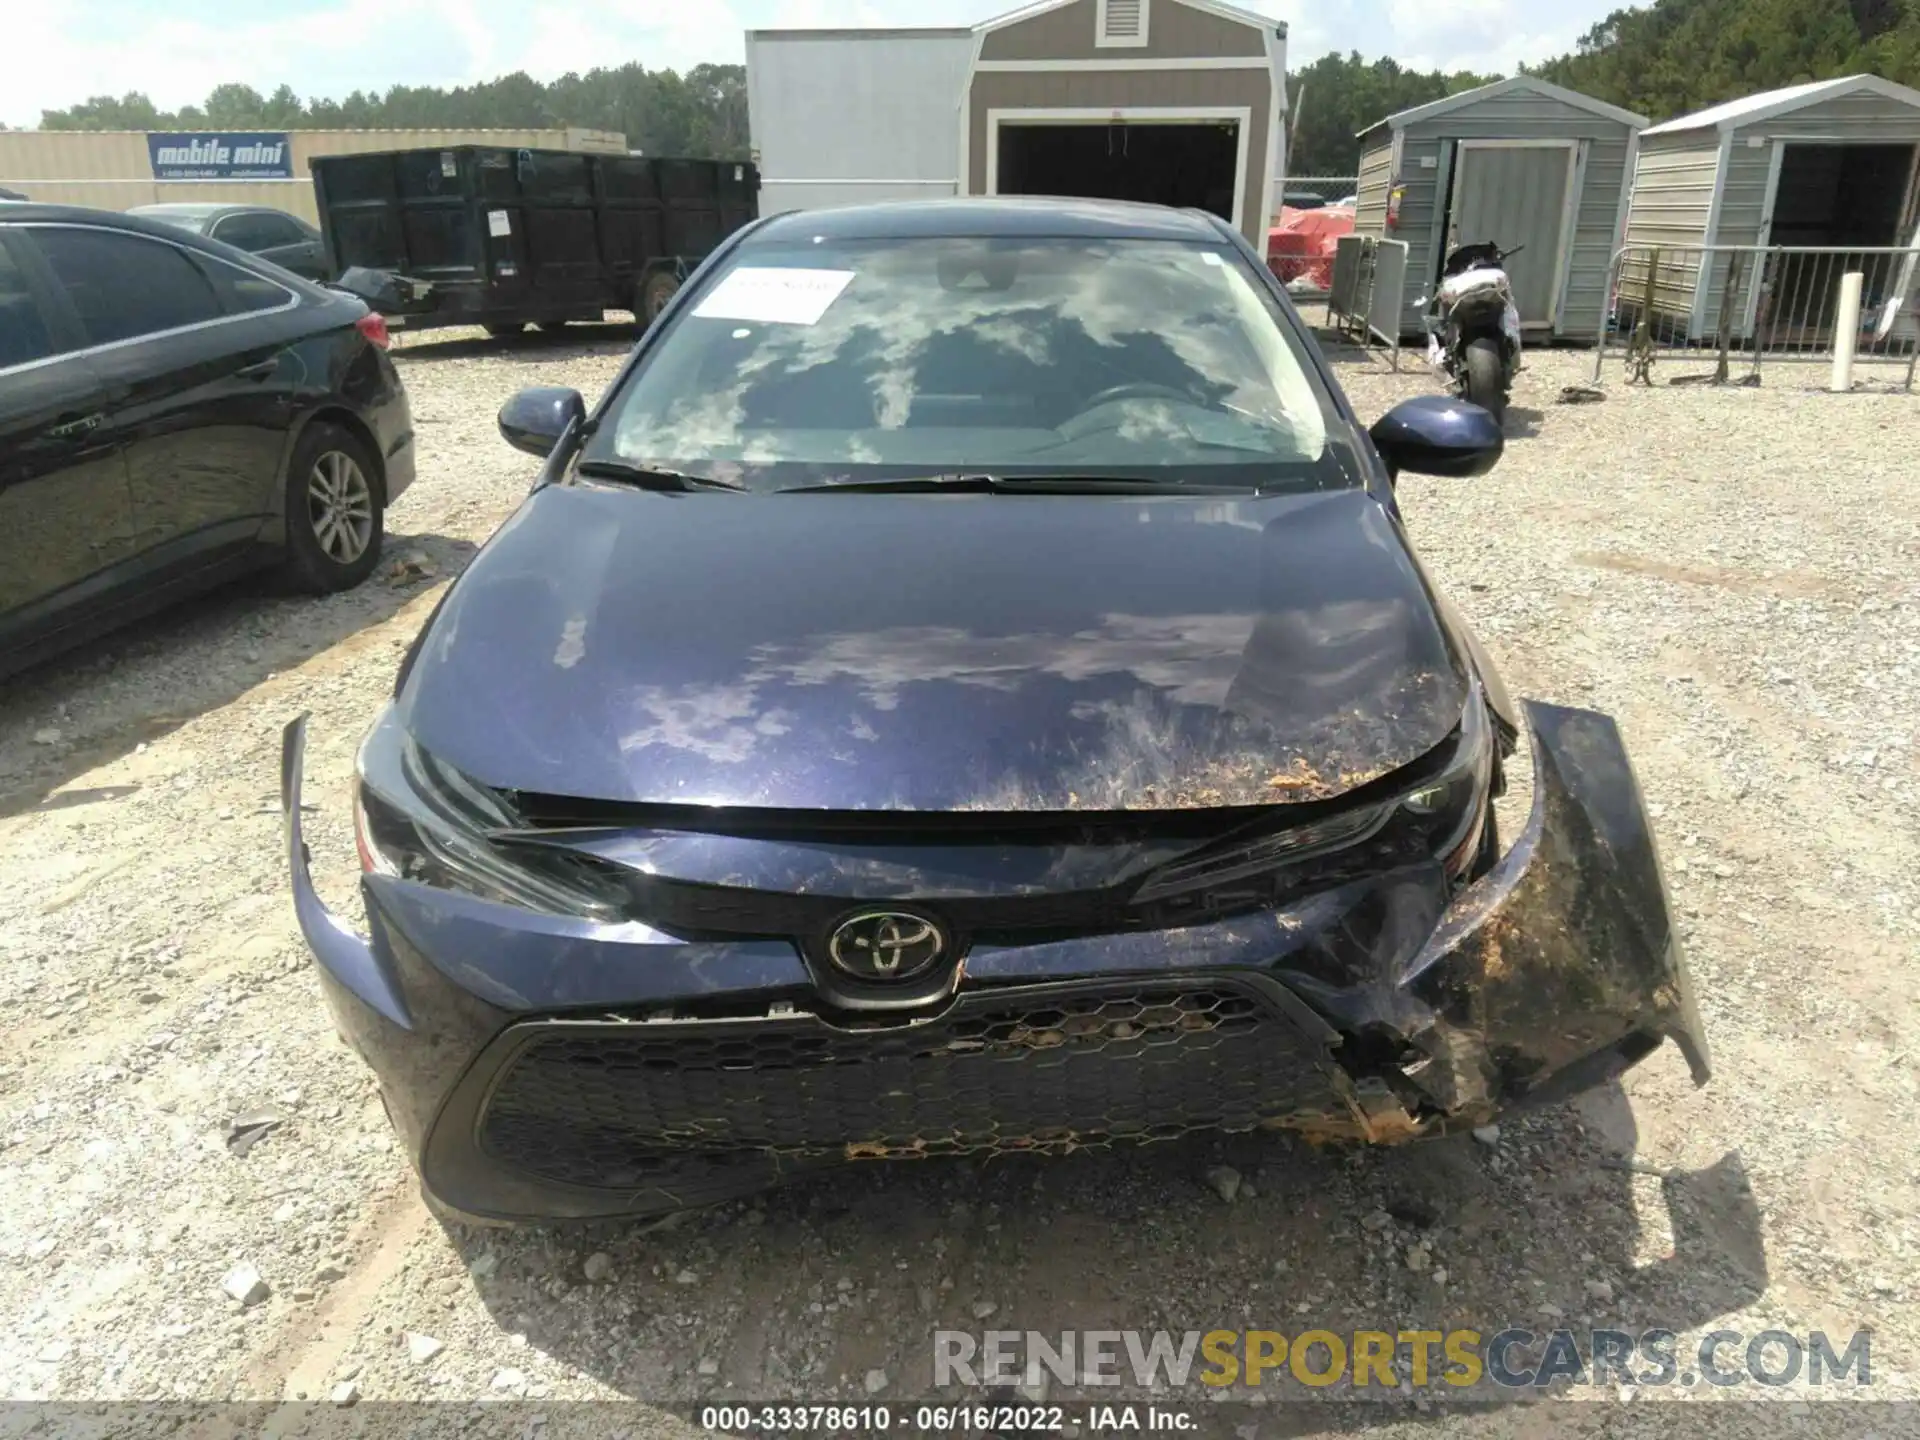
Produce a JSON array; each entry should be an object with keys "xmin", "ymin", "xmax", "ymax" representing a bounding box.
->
[{"xmin": 585, "ymin": 235, "xmax": 1342, "ymax": 493}]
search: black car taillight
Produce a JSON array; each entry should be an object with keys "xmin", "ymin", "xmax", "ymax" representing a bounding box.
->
[{"xmin": 355, "ymin": 312, "xmax": 391, "ymax": 349}]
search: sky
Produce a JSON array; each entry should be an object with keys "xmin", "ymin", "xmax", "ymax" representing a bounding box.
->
[{"xmin": 6, "ymin": 0, "xmax": 1623, "ymax": 129}]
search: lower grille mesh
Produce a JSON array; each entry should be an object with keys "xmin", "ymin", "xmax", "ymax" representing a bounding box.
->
[{"xmin": 477, "ymin": 984, "xmax": 1337, "ymax": 1194}]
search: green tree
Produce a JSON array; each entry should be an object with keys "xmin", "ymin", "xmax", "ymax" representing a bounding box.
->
[
  {"xmin": 34, "ymin": 63, "xmax": 752, "ymax": 159},
  {"xmin": 1526, "ymin": 0, "xmax": 1920, "ymax": 121},
  {"xmin": 203, "ymin": 84, "xmax": 270, "ymax": 127},
  {"xmin": 1287, "ymin": 52, "xmax": 1502, "ymax": 175},
  {"xmin": 40, "ymin": 92, "xmax": 170, "ymax": 130}
]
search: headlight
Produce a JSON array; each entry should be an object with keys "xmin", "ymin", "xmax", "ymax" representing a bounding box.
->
[
  {"xmin": 1131, "ymin": 688, "xmax": 1497, "ymax": 906},
  {"xmin": 353, "ymin": 715, "xmax": 628, "ymax": 921},
  {"xmin": 1396, "ymin": 685, "xmax": 1494, "ymax": 880},
  {"xmin": 1129, "ymin": 801, "xmax": 1395, "ymax": 903}
]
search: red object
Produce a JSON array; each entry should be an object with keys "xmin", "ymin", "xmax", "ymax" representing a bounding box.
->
[
  {"xmin": 355, "ymin": 311, "xmax": 391, "ymax": 349},
  {"xmin": 1265, "ymin": 205, "xmax": 1355, "ymax": 289}
]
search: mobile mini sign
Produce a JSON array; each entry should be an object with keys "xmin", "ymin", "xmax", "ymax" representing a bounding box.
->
[{"xmin": 147, "ymin": 132, "xmax": 293, "ymax": 181}]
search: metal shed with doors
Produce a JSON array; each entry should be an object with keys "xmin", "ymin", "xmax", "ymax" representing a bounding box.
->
[
  {"xmin": 747, "ymin": 0, "xmax": 1288, "ymax": 247},
  {"xmin": 963, "ymin": 0, "xmax": 1288, "ymax": 246},
  {"xmin": 1352, "ymin": 77, "xmax": 1647, "ymax": 342},
  {"xmin": 1623, "ymin": 75, "xmax": 1920, "ymax": 341}
]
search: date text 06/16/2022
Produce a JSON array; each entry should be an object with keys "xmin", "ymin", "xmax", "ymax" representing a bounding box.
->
[{"xmin": 697, "ymin": 1404, "xmax": 1194, "ymax": 1432}]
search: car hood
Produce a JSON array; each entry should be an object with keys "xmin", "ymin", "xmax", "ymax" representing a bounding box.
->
[{"xmin": 395, "ymin": 483, "xmax": 1468, "ymax": 812}]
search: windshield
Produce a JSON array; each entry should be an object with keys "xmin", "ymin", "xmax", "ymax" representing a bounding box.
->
[{"xmin": 584, "ymin": 234, "xmax": 1341, "ymax": 492}]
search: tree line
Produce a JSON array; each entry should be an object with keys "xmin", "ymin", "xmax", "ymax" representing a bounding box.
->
[
  {"xmin": 36, "ymin": 64, "xmax": 749, "ymax": 161},
  {"xmin": 1286, "ymin": 54, "xmax": 1498, "ymax": 175},
  {"xmin": 1525, "ymin": 0, "xmax": 1920, "ymax": 122},
  {"xmin": 34, "ymin": 53, "xmax": 1488, "ymax": 176},
  {"xmin": 1292, "ymin": 0, "xmax": 1920, "ymax": 172},
  {"xmin": 30, "ymin": 0, "xmax": 1920, "ymax": 176}
]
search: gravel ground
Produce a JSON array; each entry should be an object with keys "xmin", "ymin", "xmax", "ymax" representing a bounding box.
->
[{"xmin": 0, "ymin": 324, "xmax": 1915, "ymax": 1437}]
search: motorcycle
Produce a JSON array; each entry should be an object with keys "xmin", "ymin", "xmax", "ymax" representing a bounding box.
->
[{"xmin": 1423, "ymin": 241, "xmax": 1525, "ymax": 420}]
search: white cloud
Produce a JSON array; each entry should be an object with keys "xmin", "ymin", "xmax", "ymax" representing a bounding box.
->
[
  {"xmin": 1375, "ymin": 0, "xmax": 1599, "ymax": 75},
  {"xmin": 10, "ymin": 0, "xmax": 1615, "ymax": 129}
]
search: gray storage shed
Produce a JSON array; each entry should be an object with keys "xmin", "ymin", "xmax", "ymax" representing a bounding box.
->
[
  {"xmin": 747, "ymin": 1, "xmax": 1290, "ymax": 248},
  {"xmin": 1624, "ymin": 74, "xmax": 1920, "ymax": 340},
  {"xmin": 963, "ymin": 0, "xmax": 1289, "ymax": 245},
  {"xmin": 1352, "ymin": 77, "xmax": 1647, "ymax": 342}
]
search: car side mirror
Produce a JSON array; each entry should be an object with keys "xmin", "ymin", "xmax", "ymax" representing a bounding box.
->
[
  {"xmin": 498, "ymin": 387, "xmax": 586, "ymax": 457},
  {"xmin": 1368, "ymin": 396, "xmax": 1504, "ymax": 479}
]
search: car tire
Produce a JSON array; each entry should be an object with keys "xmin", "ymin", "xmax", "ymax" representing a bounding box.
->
[
  {"xmin": 484, "ymin": 322, "xmax": 525, "ymax": 339},
  {"xmin": 640, "ymin": 270, "xmax": 681, "ymax": 324},
  {"xmin": 1463, "ymin": 338, "xmax": 1507, "ymax": 422},
  {"xmin": 280, "ymin": 423, "xmax": 384, "ymax": 594}
]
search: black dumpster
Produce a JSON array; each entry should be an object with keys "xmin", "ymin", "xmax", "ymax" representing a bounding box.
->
[{"xmin": 311, "ymin": 146, "xmax": 759, "ymax": 335}]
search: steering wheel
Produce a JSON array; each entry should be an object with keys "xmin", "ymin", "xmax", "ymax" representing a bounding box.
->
[
  {"xmin": 1079, "ymin": 380, "xmax": 1196, "ymax": 410},
  {"xmin": 1053, "ymin": 379, "xmax": 1212, "ymax": 443}
]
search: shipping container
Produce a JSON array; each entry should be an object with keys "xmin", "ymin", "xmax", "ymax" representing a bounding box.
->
[
  {"xmin": 312, "ymin": 145, "xmax": 760, "ymax": 334},
  {"xmin": 0, "ymin": 128, "xmax": 627, "ymax": 223}
]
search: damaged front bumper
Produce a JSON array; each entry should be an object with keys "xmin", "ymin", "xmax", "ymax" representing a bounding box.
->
[
  {"xmin": 282, "ymin": 701, "xmax": 1708, "ymax": 1223},
  {"xmin": 1304, "ymin": 700, "xmax": 1711, "ymax": 1137}
]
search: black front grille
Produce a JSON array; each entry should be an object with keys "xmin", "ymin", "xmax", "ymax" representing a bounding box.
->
[{"xmin": 477, "ymin": 982, "xmax": 1339, "ymax": 1193}]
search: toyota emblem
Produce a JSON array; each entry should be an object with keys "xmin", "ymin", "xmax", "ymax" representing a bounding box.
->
[{"xmin": 827, "ymin": 911, "xmax": 948, "ymax": 981}]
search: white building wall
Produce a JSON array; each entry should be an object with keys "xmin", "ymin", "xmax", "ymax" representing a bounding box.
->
[{"xmin": 746, "ymin": 29, "xmax": 974, "ymax": 213}]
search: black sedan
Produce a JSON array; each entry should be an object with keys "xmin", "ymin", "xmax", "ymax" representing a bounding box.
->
[
  {"xmin": 1, "ymin": 204, "xmax": 413, "ymax": 678},
  {"xmin": 129, "ymin": 202, "xmax": 330, "ymax": 281},
  {"xmin": 284, "ymin": 198, "xmax": 1707, "ymax": 1225}
]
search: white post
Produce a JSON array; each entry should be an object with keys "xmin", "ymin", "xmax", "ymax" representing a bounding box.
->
[{"xmin": 1831, "ymin": 270, "xmax": 1864, "ymax": 392}]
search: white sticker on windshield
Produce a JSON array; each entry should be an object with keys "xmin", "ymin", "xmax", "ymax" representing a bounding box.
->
[
  {"xmin": 692, "ymin": 267, "xmax": 856, "ymax": 326},
  {"xmin": 487, "ymin": 209, "xmax": 511, "ymax": 237}
]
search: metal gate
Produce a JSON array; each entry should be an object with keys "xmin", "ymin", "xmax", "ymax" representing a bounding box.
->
[
  {"xmin": 1326, "ymin": 233, "xmax": 1408, "ymax": 367},
  {"xmin": 1596, "ymin": 243, "xmax": 1920, "ymax": 391},
  {"xmin": 1448, "ymin": 142, "xmax": 1577, "ymax": 327}
]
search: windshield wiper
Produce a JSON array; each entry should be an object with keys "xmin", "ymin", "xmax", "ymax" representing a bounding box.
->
[
  {"xmin": 778, "ymin": 472, "xmax": 1259, "ymax": 496},
  {"xmin": 574, "ymin": 459, "xmax": 747, "ymax": 493}
]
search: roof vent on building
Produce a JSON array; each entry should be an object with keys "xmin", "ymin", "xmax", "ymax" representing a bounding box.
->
[{"xmin": 1097, "ymin": 0, "xmax": 1149, "ymax": 48}]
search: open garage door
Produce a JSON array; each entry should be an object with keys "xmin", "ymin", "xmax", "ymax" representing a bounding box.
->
[{"xmin": 994, "ymin": 119, "xmax": 1240, "ymax": 228}]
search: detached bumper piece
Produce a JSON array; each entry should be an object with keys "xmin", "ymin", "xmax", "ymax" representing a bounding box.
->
[
  {"xmin": 1379, "ymin": 701, "xmax": 1712, "ymax": 1124},
  {"xmin": 462, "ymin": 981, "xmax": 1339, "ymax": 1209}
]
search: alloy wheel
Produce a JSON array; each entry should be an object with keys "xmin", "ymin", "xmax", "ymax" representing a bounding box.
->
[{"xmin": 306, "ymin": 450, "xmax": 375, "ymax": 565}]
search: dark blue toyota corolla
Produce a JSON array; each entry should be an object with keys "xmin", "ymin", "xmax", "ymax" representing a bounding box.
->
[{"xmin": 283, "ymin": 199, "xmax": 1709, "ymax": 1224}]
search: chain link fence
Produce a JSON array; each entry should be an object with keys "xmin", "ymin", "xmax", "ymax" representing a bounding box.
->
[
  {"xmin": 1595, "ymin": 243, "xmax": 1920, "ymax": 391},
  {"xmin": 1283, "ymin": 176, "xmax": 1359, "ymax": 204}
]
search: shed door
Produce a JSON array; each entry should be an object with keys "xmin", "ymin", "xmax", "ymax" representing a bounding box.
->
[{"xmin": 1447, "ymin": 142, "xmax": 1575, "ymax": 327}]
